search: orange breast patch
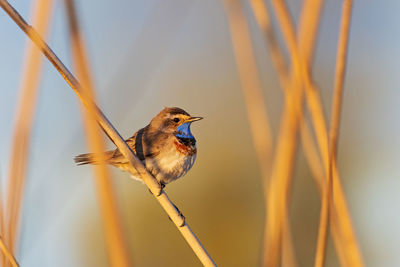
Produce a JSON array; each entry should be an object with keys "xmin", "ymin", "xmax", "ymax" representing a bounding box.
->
[{"xmin": 174, "ymin": 140, "xmax": 197, "ymax": 156}]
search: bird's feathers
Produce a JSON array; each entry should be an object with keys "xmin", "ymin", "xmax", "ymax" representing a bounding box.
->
[
  {"xmin": 74, "ymin": 107, "xmax": 199, "ymax": 186},
  {"xmin": 74, "ymin": 126, "xmax": 159, "ymax": 165}
]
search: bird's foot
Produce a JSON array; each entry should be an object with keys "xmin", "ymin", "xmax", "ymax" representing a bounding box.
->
[
  {"xmin": 168, "ymin": 203, "xmax": 185, "ymax": 227},
  {"xmin": 148, "ymin": 181, "xmax": 165, "ymax": 196},
  {"xmin": 157, "ymin": 182, "xmax": 165, "ymax": 196}
]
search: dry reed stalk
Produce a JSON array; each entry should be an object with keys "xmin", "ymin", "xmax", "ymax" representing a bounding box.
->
[
  {"xmin": 0, "ymin": 1, "xmax": 216, "ymax": 265},
  {"xmin": 280, "ymin": 208, "xmax": 297, "ymax": 267},
  {"xmin": 263, "ymin": 89, "xmax": 300, "ymax": 267},
  {"xmin": 248, "ymin": 0, "xmax": 326, "ymax": 265},
  {"xmin": 268, "ymin": 0, "xmax": 363, "ymax": 266},
  {"xmin": 247, "ymin": 0, "xmax": 299, "ymax": 265},
  {"xmin": 249, "ymin": 0, "xmax": 324, "ymax": 190},
  {"xmin": 248, "ymin": 0, "xmax": 351, "ymax": 265},
  {"xmin": 299, "ymin": 122, "xmax": 325, "ymax": 190},
  {"xmin": 222, "ymin": 0, "xmax": 296, "ymax": 266},
  {"xmin": 249, "ymin": 1, "xmax": 362, "ymax": 266},
  {"xmin": 261, "ymin": 0, "xmax": 324, "ymax": 265},
  {"xmin": 221, "ymin": 0, "xmax": 273, "ymax": 180},
  {"xmin": 0, "ymin": 236, "xmax": 19, "ymax": 267},
  {"xmin": 64, "ymin": 0, "xmax": 131, "ymax": 266},
  {"xmin": 314, "ymin": 0, "xmax": 354, "ymax": 266},
  {"xmin": 223, "ymin": 0, "xmax": 273, "ymax": 183},
  {"xmin": 249, "ymin": 0, "xmax": 289, "ymax": 89},
  {"xmin": 0, "ymin": 168, "xmax": 5, "ymax": 265},
  {"xmin": 4, "ymin": 0, "xmax": 54, "ymax": 261}
]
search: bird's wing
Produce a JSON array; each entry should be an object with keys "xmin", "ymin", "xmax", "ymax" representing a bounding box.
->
[
  {"xmin": 107, "ymin": 127, "xmax": 159, "ymax": 165},
  {"xmin": 106, "ymin": 133, "xmax": 138, "ymax": 165}
]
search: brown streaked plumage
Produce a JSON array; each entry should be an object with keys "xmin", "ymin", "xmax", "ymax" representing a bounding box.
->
[{"xmin": 75, "ymin": 107, "xmax": 202, "ymax": 186}]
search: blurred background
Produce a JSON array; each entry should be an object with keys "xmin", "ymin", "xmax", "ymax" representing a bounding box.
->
[{"xmin": 0, "ymin": 0, "xmax": 399, "ymax": 266}]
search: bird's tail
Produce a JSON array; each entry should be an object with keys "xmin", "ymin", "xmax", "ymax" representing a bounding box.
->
[
  {"xmin": 74, "ymin": 153, "xmax": 95, "ymax": 165},
  {"xmin": 74, "ymin": 152, "xmax": 111, "ymax": 165}
]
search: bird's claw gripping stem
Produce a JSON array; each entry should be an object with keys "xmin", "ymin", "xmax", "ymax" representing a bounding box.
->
[
  {"xmin": 149, "ymin": 181, "xmax": 165, "ymax": 196},
  {"xmin": 168, "ymin": 203, "xmax": 185, "ymax": 227}
]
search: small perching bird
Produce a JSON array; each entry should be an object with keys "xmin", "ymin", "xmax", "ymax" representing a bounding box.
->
[{"xmin": 74, "ymin": 107, "xmax": 203, "ymax": 187}]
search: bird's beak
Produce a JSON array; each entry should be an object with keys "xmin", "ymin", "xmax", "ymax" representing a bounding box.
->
[{"xmin": 186, "ymin": 116, "xmax": 203, "ymax": 123}]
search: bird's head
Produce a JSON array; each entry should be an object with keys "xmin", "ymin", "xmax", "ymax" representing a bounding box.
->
[{"xmin": 149, "ymin": 107, "xmax": 203, "ymax": 137}]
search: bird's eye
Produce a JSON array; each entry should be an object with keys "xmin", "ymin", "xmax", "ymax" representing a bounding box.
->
[{"xmin": 173, "ymin": 118, "xmax": 180, "ymax": 123}]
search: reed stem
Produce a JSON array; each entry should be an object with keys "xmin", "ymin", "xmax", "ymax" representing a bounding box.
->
[
  {"xmin": 268, "ymin": 0, "xmax": 362, "ymax": 266},
  {"xmin": 65, "ymin": 0, "xmax": 131, "ymax": 265},
  {"xmin": 314, "ymin": 0, "xmax": 354, "ymax": 266},
  {"xmin": 4, "ymin": 0, "xmax": 53, "ymax": 263},
  {"xmin": 0, "ymin": 236, "xmax": 19, "ymax": 267},
  {"xmin": 222, "ymin": 0, "xmax": 297, "ymax": 265},
  {"xmin": 249, "ymin": 0, "xmax": 360, "ymax": 265},
  {"xmin": 261, "ymin": 0, "xmax": 324, "ymax": 265}
]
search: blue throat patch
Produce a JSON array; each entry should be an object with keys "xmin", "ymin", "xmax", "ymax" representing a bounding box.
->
[{"xmin": 176, "ymin": 122, "xmax": 194, "ymax": 139}]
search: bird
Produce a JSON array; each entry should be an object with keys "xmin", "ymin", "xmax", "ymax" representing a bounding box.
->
[{"xmin": 74, "ymin": 107, "xmax": 203, "ymax": 188}]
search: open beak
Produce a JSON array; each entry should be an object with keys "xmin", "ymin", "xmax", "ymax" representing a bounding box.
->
[{"xmin": 186, "ymin": 116, "xmax": 203, "ymax": 123}]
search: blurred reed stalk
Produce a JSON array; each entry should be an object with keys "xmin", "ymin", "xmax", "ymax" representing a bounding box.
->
[
  {"xmin": 0, "ymin": 237, "xmax": 18, "ymax": 267},
  {"xmin": 248, "ymin": 0, "xmax": 322, "ymax": 188},
  {"xmin": 314, "ymin": 0, "xmax": 354, "ymax": 266},
  {"xmin": 221, "ymin": 0, "xmax": 297, "ymax": 266},
  {"xmin": 0, "ymin": 168, "xmax": 16, "ymax": 267},
  {"xmin": 221, "ymin": 0, "xmax": 273, "ymax": 191},
  {"xmin": 0, "ymin": 1, "xmax": 216, "ymax": 266},
  {"xmin": 258, "ymin": 0, "xmax": 324, "ymax": 265},
  {"xmin": 4, "ymin": 0, "xmax": 53, "ymax": 264},
  {"xmin": 0, "ymin": 167, "xmax": 5, "ymax": 265},
  {"xmin": 249, "ymin": 0, "xmax": 361, "ymax": 266},
  {"xmin": 268, "ymin": 0, "xmax": 363, "ymax": 266},
  {"xmin": 248, "ymin": 0, "xmax": 324, "ymax": 265},
  {"xmin": 64, "ymin": 0, "xmax": 131, "ymax": 266}
]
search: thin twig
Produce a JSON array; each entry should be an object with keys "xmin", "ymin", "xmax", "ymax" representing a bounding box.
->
[
  {"xmin": 314, "ymin": 0, "xmax": 354, "ymax": 266},
  {"xmin": 0, "ymin": 1, "xmax": 216, "ymax": 266},
  {"xmin": 64, "ymin": 0, "xmax": 131, "ymax": 266},
  {"xmin": 0, "ymin": 236, "xmax": 19, "ymax": 267},
  {"xmin": 4, "ymin": 0, "xmax": 54, "ymax": 260}
]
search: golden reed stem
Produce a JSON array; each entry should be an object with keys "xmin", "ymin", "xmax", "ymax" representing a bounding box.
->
[
  {"xmin": 247, "ymin": 0, "xmax": 298, "ymax": 265},
  {"xmin": 222, "ymin": 1, "xmax": 297, "ymax": 265},
  {"xmin": 0, "ymin": 236, "xmax": 19, "ymax": 267},
  {"xmin": 0, "ymin": 167, "xmax": 5, "ymax": 266},
  {"xmin": 64, "ymin": 0, "xmax": 131, "ymax": 266},
  {"xmin": 249, "ymin": 0, "xmax": 360, "ymax": 266},
  {"xmin": 268, "ymin": 0, "xmax": 363, "ymax": 266},
  {"xmin": 249, "ymin": 0, "xmax": 289, "ymax": 89},
  {"xmin": 314, "ymin": 0, "xmax": 354, "ymax": 266},
  {"xmin": 0, "ymin": 1, "xmax": 216, "ymax": 266},
  {"xmin": 222, "ymin": 0, "xmax": 273, "ymax": 182},
  {"xmin": 249, "ymin": 0, "xmax": 324, "ymax": 188},
  {"xmin": 260, "ymin": 0, "xmax": 324, "ymax": 265},
  {"xmin": 4, "ymin": 0, "xmax": 54, "ymax": 263}
]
